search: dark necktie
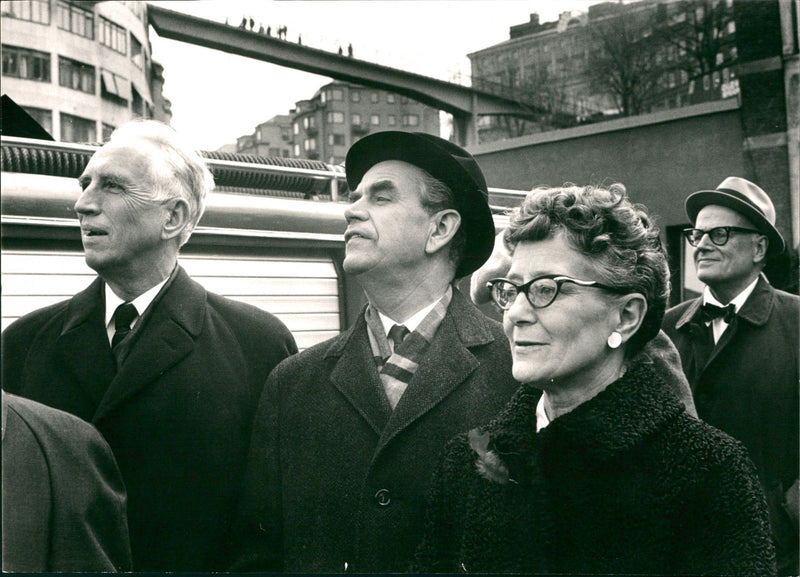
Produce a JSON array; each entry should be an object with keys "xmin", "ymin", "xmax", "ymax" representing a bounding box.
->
[
  {"xmin": 700, "ymin": 303, "xmax": 736, "ymax": 324},
  {"xmin": 387, "ymin": 324, "xmax": 410, "ymax": 350},
  {"xmin": 112, "ymin": 302, "xmax": 138, "ymax": 350}
]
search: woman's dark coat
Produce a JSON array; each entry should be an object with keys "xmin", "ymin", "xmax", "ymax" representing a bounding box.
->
[{"xmin": 415, "ymin": 360, "xmax": 776, "ymax": 575}]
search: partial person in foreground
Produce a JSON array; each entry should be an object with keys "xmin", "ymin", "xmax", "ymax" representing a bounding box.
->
[
  {"xmin": 1, "ymin": 120, "xmax": 297, "ymax": 571},
  {"xmin": 231, "ymin": 131, "xmax": 519, "ymax": 572},
  {"xmin": 2, "ymin": 390, "xmax": 132, "ymax": 572},
  {"xmin": 416, "ymin": 184, "xmax": 775, "ymax": 575},
  {"xmin": 663, "ymin": 176, "xmax": 798, "ymax": 575}
]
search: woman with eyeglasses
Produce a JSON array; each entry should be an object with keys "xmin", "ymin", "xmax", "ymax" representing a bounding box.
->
[{"xmin": 415, "ymin": 184, "xmax": 775, "ymax": 575}]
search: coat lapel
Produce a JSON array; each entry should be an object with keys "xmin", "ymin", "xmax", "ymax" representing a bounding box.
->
[
  {"xmin": 375, "ymin": 290, "xmax": 494, "ymax": 455},
  {"xmin": 93, "ymin": 267, "xmax": 204, "ymax": 422},
  {"xmin": 55, "ymin": 278, "xmax": 116, "ymax": 407},
  {"xmin": 327, "ymin": 315, "xmax": 392, "ymax": 435},
  {"xmin": 702, "ymin": 276, "xmax": 774, "ymax": 375}
]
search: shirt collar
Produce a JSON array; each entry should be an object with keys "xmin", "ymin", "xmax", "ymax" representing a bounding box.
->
[
  {"xmin": 377, "ymin": 295, "xmax": 443, "ymax": 336},
  {"xmin": 105, "ymin": 276, "xmax": 170, "ymax": 328},
  {"xmin": 365, "ymin": 286, "xmax": 453, "ymax": 359},
  {"xmin": 535, "ymin": 393, "xmax": 549, "ymax": 432},
  {"xmin": 702, "ymin": 274, "xmax": 761, "ymax": 314}
]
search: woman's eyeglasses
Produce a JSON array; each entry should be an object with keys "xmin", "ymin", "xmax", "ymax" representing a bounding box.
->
[
  {"xmin": 487, "ymin": 275, "xmax": 622, "ymax": 310},
  {"xmin": 683, "ymin": 226, "xmax": 761, "ymax": 247}
]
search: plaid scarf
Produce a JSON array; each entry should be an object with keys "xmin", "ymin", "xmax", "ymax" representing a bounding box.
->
[{"xmin": 365, "ymin": 287, "xmax": 452, "ymax": 409}]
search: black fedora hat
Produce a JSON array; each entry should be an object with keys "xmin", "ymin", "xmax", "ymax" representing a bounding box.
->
[
  {"xmin": 685, "ymin": 176, "xmax": 785, "ymax": 258},
  {"xmin": 345, "ymin": 131, "xmax": 495, "ymax": 278}
]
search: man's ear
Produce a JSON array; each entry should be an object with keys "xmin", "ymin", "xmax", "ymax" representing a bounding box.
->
[
  {"xmin": 161, "ymin": 198, "xmax": 191, "ymax": 241},
  {"xmin": 425, "ymin": 209, "xmax": 461, "ymax": 255},
  {"xmin": 613, "ymin": 293, "xmax": 648, "ymax": 346},
  {"xmin": 752, "ymin": 234, "xmax": 769, "ymax": 264}
]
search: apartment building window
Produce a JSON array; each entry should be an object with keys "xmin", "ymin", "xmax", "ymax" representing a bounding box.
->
[
  {"xmin": 702, "ymin": 75, "xmax": 710, "ymax": 91},
  {"xmin": 303, "ymin": 116, "xmax": 316, "ymax": 129},
  {"xmin": 59, "ymin": 56, "xmax": 95, "ymax": 94},
  {"xmin": 327, "ymin": 111, "xmax": 344, "ymax": 124},
  {"xmin": 402, "ymin": 114, "xmax": 419, "ymax": 127},
  {"xmin": 100, "ymin": 69, "xmax": 130, "ymax": 102},
  {"xmin": 386, "ymin": 93, "xmax": 395, "ymax": 103},
  {"xmin": 294, "ymin": 143, "xmax": 300, "ymax": 156},
  {"xmin": 333, "ymin": 133, "xmax": 344, "ymax": 145},
  {"xmin": 99, "ymin": 16, "xmax": 127, "ymax": 55},
  {"xmin": 304, "ymin": 138, "xmax": 316, "ymax": 151},
  {"xmin": 22, "ymin": 106, "xmax": 52, "ymax": 135},
  {"xmin": 131, "ymin": 34, "xmax": 144, "ymax": 68},
  {"xmin": 131, "ymin": 85, "xmax": 144, "ymax": 117},
  {"xmin": 2, "ymin": 0, "xmax": 50, "ymax": 24},
  {"xmin": 351, "ymin": 113, "xmax": 361, "ymax": 126},
  {"xmin": 370, "ymin": 114, "xmax": 380, "ymax": 126},
  {"xmin": 370, "ymin": 92, "xmax": 379, "ymax": 103},
  {"xmin": 2, "ymin": 45, "xmax": 50, "ymax": 82},
  {"xmin": 102, "ymin": 122, "xmax": 115, "ymax": 142},
  {"xmin": 293, "ymin": 122, "xmax": 300, "ymax": 135},
  {"xmin": 331, "ymin": 88, "xmax": 343, "ymax": 101},
  {"xmin": 388, "ymin": 115, "xmax": 396, "ymax": 127},
  {"xmin": 57, "ymin": 1, "xmax": 94, "ymax": 39},
  {"xmin": 61, "ymin": 112, "xmax": 96, "ymax": 143},
  {"xmin": 351, "ymin": 90, "xmax": 360, "ymax": 102}
]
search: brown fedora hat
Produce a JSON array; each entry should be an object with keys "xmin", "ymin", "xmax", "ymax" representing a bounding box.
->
[
  {"xmin": 685, "ymin": 176, "xmax": 785, "ymax": 258},
  {"xmin": 345, "ymin": 131, "xmax": 495, "ymax": 278}
]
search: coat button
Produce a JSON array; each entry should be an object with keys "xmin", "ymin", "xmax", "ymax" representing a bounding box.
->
[{"xmin": 374, "ymin": 488, "xmax": 391, "ymax": 506}]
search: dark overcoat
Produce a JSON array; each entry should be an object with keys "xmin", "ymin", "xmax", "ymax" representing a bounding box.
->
[
  {"xmin": 415, "ymin": 360, "xmax": 776, "ymax": 576},
  {"xmin": 2, "ymin": 392, "xmax": 132, "ymax": 572},
  {"xmin": 1, "ymin": 266, "xmax": 297, "ymax": 571},
  {"xmin": 663, "ymin": 276, "xmax": 799, "ymax": 570},
  {"xmin": 231, "ymin": 288, "xmax": 520, "ymax": 573}
]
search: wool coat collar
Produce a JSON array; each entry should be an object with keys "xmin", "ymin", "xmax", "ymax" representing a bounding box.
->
[
  {"xmin": 675, "ymin": 275, "xmax": 775, "ymax": 331},
  {"xmin": 55, "ymin": 265, "xmax": 206, "ymax": 422},
  {"xmin": 322, "ymin": 287, "xmax": 498, "ymax": 455}
]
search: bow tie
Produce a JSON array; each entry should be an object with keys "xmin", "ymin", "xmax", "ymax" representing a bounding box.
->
[{"xmin": 700, "ymin": 302, "xmax": 736, "ymax": 324}]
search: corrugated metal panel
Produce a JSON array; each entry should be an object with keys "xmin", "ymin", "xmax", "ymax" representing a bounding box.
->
[{"xmin": 1, "ymin": 251, "xmax": 340, "ymax": 350}]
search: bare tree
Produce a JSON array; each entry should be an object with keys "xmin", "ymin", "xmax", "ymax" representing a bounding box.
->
[
  {"xmin": 654, "ymin": 0, "xmax": 736, "ymax": 78},
  {"xmin": 587, "ymin": 3, "xmax": 667, "ymax": 117}
]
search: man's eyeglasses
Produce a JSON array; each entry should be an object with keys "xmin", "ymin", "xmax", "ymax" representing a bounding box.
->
[
  {"xmin": 683, "ymin": 226, "xmax": 761, "ymax": 247},
  {"xmin": 486, "ymin": 275, "xmax": 622, "ymax": 310}
]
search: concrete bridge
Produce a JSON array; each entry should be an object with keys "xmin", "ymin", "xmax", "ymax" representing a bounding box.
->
[{"xmin": 147, "ymin": 4, "xmax": 536, "ymax": 146}]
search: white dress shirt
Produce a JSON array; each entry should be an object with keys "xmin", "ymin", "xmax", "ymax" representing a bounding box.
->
[
  {"xmin": 104, "ymin": 278, "xmax": 169, "ymax": 346},
  {"xmin": 702, "ymin": 275, "xmax": 760, "ymax": 344}
]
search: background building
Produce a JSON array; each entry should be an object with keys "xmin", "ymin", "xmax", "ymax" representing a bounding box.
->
[
  {"xmin": 469, "ymin": 0, "xmax": 740, "ymax": 143},
  {"xmin": 1, "ymin": 0, "xmax": 170, "ymax": 142},
  {"xmin": 236, "ymin": 114, "xmax": 293, "ymax": 157},
  {"xmin": 234, "ymin": 81, "xmax": 440, "ymax": 164}
]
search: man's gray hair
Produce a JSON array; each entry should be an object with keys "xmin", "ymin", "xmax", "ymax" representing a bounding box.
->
[{"xmin": 107, "ymin": 120, "xmax": 214, "ymax": 246}]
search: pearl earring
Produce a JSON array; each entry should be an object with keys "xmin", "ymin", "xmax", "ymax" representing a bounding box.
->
[{"xmin": 607, "ymin": 331, "xmax": 622, "ymax": 349}]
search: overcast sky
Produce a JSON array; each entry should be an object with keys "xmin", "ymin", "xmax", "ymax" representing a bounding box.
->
[{"xmin": 148, "ymin": 1, "xmax": 598, "ymax": 150}]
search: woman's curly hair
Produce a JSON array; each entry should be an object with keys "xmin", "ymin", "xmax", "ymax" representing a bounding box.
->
[{"xmin": 504, "ymin": 183, "xmax": 670, "ymax": 356}]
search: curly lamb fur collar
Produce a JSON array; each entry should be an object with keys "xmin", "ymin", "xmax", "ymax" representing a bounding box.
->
[{"xmin": 472, "ymin": 359, "xmax": 688, "ymax": 483}]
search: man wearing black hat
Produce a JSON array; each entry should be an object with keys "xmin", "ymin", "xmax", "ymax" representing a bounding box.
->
[
  {"xmin": 663, "ymin": 176, "xmax": 798, "ymax": 575},
  {"xmin": 232, "ymin": 132, "xmax": 519, "ymax": 573}
]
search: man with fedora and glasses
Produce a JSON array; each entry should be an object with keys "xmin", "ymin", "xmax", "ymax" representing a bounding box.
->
[
  {"xmin": 663, "ymin": 176, "xmax": 798, "ymax": 575},
  {"xmin": 231, "ymin": 132, "xmax": 519, "ymax": 573}
]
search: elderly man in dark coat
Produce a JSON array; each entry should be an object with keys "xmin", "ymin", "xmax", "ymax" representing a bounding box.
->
[
  {"xmin": 2, "ymin": 391, "xmax": 132, "ymax": 572},
  {"xmin": 663, "ymin": 176, "xmax": 799, "ymax": 575},
  {"xmin": 231, "ymin": 132, "xmax": 520, "ymax": 573},
  {"xmin": 1, "ymin": 120, "xmax": 297, "ymax": 572}
]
